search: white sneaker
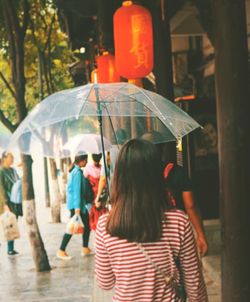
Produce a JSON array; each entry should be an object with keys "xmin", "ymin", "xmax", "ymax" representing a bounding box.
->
[
  {"xmin": 81, "ymin": 247, "xmax": 94, "ymax": 256},
  {"xmin": 56, "ymin": 250, "xmax": 72, "ymax": 260}
]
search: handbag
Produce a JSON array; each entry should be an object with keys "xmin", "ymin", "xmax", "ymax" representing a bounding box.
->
[
  {"xmin": 99, "ymin": 187, "xmax": 109, "ymax": 203},
  {"xmin": 136, "ymin": 242, "xmax": 187, "ymax": 301},
  {"xmin": 89, "ymin": 204, "xmax": 108, "ymax": 231},
  {"xmin": 66, "ymin": 214, "xmax": 84, "ymax": 235},
  {"xmin": 0, "ymin": 211, "xmax": 20, "ymax": 241}
]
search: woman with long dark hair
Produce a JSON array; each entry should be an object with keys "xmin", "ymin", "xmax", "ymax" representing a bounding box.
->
[{"xmin": 95, "ymin": 139, "xmax": 207, "ymax": 301}]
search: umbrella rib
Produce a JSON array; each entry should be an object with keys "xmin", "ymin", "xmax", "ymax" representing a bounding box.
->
[
  {"xmin": 56, "ymin": 120, "xmax": 68, "ymax": 157},
  {"xmin": 125, "ymin": 86, "xmax": 194, "ymax": 122},
  {"xmin": 101, "ymin": 82, "xmax": 128, "ymax": 103},
  {"xmin": 138, "ymin": 90, "xmax": 200, "ymax": 123},
  {"xmin": 100, "ymin": 102, "xmax": 120, "ymax": 145},
  {"xmin": 131, "ymin": 98, "xmax": 180, "ymax": 138},
  {"xmin": 135, "ymin": 87, "xmax": 184, "ymax": 139},
  {"xmin": 101, "ymin": 97, "xmax": 195, "ymax": 124},
  {"xmin": 127, "ymin": 97, "xmax": 197, "ymax": 122},
  {"xmin": 77, "ymin": 85, "xmax": 94, "ymax": 118}
]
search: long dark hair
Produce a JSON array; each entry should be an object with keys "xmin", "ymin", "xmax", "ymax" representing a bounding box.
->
[
  {"xmin": 92, "ymin": 153, "xmax": 102, "ymax": 167},
  {"xmin": 106, "ymin": 139, "xmax": 167, "ymax": 242}
]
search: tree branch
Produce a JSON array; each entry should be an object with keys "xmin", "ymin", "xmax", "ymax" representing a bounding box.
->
[
  {"xmin": 47, "ymin": 41, "xmax": 55, "ymax": 93},
  {"xmin": 0, "ymin": 109, "xmax": 17, "ymax": 133},
  {"xmin": 30, "ymin": 15, "xmax": 39, "ymax": 46},
  {"xmin": 43, "ymin": 13, "xmax": 56, "ymax": 52},
  {"xmin": 2, "ymin": 1, "xmax": 17, "ymax": 77},
  {"xmin": 5, "ymin": 0, "xmax": 21, "ymax": 37},
  {"xmin": 21, "ymin": 0, "xmax": 30, "ymax": 37},
  {"xmin": 0, "ymin": 71, "xmax": 17, "ymax": 100}
]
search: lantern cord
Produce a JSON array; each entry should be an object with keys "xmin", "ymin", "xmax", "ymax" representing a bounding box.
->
[{"xmin": 161, "ymin": 0, "xmax": 165, "ymax": 21}]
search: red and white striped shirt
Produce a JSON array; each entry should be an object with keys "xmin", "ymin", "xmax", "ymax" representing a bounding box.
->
[{"xmin": 95, "ymin": 210, "xmax": 208, "ymax": 302}]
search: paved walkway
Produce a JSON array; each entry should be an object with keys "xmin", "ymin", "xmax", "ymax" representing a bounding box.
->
[{"xmin": 0, "ymin": 203, "xmax": 221, "ymax": 302}]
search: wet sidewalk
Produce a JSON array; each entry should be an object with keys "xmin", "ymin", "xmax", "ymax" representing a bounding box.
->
[
  {"xmin": 0, "ymin": 204, "xmax": 96, "ymax": 302},
  {"xmin": 0, "ymin": 203, "xmax": 221, "ymax": 302}
]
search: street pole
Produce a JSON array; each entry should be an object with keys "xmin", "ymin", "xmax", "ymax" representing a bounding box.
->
[
  {"xmin": 146, "ymin": 0, "xmax": 174, "ymax": 100},
  {"xmin": 213, "ymin": 0, "xmax": 250, "ymax": 300},
  {"xmin": 144, "ymin": 0, "xmax": 175, "ymax": 159}
]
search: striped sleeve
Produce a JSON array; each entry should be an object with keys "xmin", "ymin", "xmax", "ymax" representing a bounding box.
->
[
  {"xmin": 180, "ymin": 218, "xmax": 208, "ymax": 302},
  {"xmin": 95, "ymin": 215, "xmax": 115, "ymax": 290}
]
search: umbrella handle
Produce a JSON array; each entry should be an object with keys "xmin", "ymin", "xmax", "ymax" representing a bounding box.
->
[{"xmin": 94, "ymin": 86, "xmax": 111, "ymax": 201}]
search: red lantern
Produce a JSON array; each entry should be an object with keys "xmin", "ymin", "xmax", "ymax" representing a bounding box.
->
[
  {"xmin": 96, "ymin": 52, "xmax": 120, "ymax": 83},
  {"xmin": 114, "ymin": 1, "xmax": 153, "ymax": 79}
]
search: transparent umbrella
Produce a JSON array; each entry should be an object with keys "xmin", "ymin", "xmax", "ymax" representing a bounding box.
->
[
  {"xmin": 63, "ymin": 133, "xmax": 112, "ymax": 156},
  {"xmin": 7, "ymin": 82, "xmax": 201, "ymax": 158},
  {"xmin": 0, "ymin": 135, "xmax": 10, "ymax": 148},
  {"xmin": 0, "ymin": 134, "xmax": 11, "ymax": 154}
]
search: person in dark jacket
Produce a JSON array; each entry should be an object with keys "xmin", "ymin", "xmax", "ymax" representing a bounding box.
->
[
  {"xmin": 163, "ymin": 142, "xmax": 208, "ymax": 256},
  {"xmin": 141, "ymin": 132, "xmax": 208, "ymax": 256},
  {"xmin": 0, "ymin": 151, "xmax": 22, "ymax": 256}
]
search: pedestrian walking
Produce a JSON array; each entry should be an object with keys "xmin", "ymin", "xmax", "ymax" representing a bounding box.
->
[
  {"xmin": 141, "ymin": 131, "xmax": 208, "ymax": 256},
  {"xmin": 95, "ymin": 139, "xmax": 208, "ymax": 301},
  {"xmin": 94, "ymin": 128, "xmax": 128, "ymax": 206},
  {"xmin": 162, "ymin": 141, "xmax": 208, "ymax": 256},
  {"xmin": 57, "ymin": 153, "xmax": 93, "ymax": 260},
  {"xmin": 84, "ymin": 153, "xmax": 102, "ymax": 199},
  {"xmin": 0, "ymin": 151, "xmax": 22, "ymax": 256},
  {"xmin": 84, "ymin": 153, "xmax": 108, "ymax": 231}
]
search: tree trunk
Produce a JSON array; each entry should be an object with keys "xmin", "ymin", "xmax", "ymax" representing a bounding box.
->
[
  {"xmin": 146, "ymin": 0, "xmax": 174, "ymax": 100},
  {"xmin": 39, "ymin": 43, "xmax": 61, "ymax": 218},
  {"xmin": 59, "ymin": 159, "xmax": 67, "ymax": 204},
  {"xmin": 38, "ymin": 52, "xmax": 50, "ymax": 208},
  {"xmin": 1, "ymin": 0, "xmax": 51, "ymax": 272},
  {"xmin": 22, "ymin": 154, "xmax": 51, "ymax": 272},
  {"xmin": 49, "ymin": 158, "xmax": 61, "ymax": 223},
  {"xmin": 213, "ymin": 1, "xmax": 250, "ymax": 301},
  {"xmin": 145, "ymin": 0, "xmax": 176, "ymax": 162},
  {"xmin": 44, "ymin": 158, "xmax": 50, "ymax": 207}
]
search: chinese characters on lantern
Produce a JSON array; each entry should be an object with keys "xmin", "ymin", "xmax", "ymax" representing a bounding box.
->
[{"xmin": 130, "ymin": 14, "xmax": 150, "ymax": 69}]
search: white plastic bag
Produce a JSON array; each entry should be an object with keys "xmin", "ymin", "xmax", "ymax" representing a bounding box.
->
[
  {"xmin": 0, "ymin": 211, "xmax": 20, "ymax": 241},
  {"xmin": 66, "ymin": 214, "xmax": 84, "ymax": 235}
]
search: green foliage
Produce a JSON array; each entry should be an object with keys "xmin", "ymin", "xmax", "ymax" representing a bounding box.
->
[
  {"xmin": 0, "ymin": 0, "xmax": 74, "ymax": 125},
  {"xmin": 0, "ymin": 50, "xmax": 16, "ymax": 124},
  {"xmin": 26, "ymin": 0, "xmax": 74, "ymax": 99}
]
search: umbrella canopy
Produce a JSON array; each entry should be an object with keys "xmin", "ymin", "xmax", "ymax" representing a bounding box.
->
[
  {"xmin": 0, "ymin": 133, "xmax": 11, "ymax": 155},
  {"xmin": 7, "ymin": 82, "xmax": 201, "ymax": 158},
  {"xmin": 0, "ymin": 132, "xmax": 21, "ymax": 167},
  {"xmin": 0, "ymin": 135, "xmax": 10, "ymax": 150},
  {"xmin": 0, "ymin": 123, "xmax": 11, "ymax": 153},
  {"xmin": 63, "ymin": 133, "xmax": 112, "ymax": 155}
]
